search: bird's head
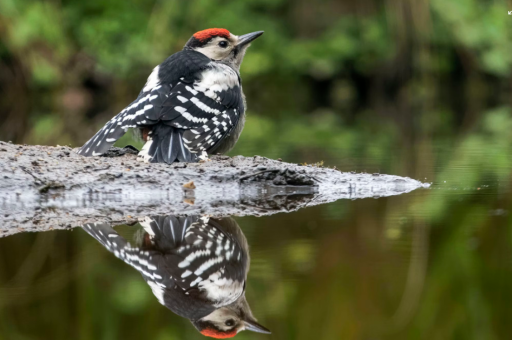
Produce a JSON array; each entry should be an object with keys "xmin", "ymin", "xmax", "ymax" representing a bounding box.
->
[
  {"xmin": 184, "ymin": 28, "xmax": 264, "ymax": 70},
  {"xmin": 192, "ymin": 295, "xmax": 270, "ymax": 338}
]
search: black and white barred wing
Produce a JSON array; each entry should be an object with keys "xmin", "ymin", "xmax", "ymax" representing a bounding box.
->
[
  {"xmin": 82, "ymin": 223, "xmax": 168, "ymax": 294},
  {"xmin": 77, "ymin": 50, "xmax": 212, "ymax": 157},
  {"xmin": 143, "ymin": 215, "xmax": 247, "ymax": 308},
  {"xmin": 159, "ymin": 63, "xmax": 244, "ymax": 155},
  {"xmin": 77, "ymin": 84, "xmax": 169, "ymax": 157},
  {"xmin": 137, "ymin": 67, "xmax": 243, "ymax": 162}
]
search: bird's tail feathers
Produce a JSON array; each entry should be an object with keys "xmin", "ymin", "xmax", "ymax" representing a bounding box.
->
[
  {"xmin": 137, "ymin": 124, "xmax": 197, "ymax": 164},
  {"xmin": 140, "ymin": 215, "xmax": 198, "ymax": 250}
]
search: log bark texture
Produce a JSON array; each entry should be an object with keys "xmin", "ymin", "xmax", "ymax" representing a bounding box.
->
[{"xmin": 0, "ymin": 141, "xmax": 429, "ymax": 237}]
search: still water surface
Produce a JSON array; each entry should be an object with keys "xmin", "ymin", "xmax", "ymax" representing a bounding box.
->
[{"xmin": 1, "ymin": 143, "xmax": 511, "ymax": 340}]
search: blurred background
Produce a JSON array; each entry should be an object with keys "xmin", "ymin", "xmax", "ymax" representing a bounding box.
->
[
  {"xmin": 2, "ymin": 0, "xmax": 512, "ymax": 339},
  {"xmin": 0, "ymin": 0, "xmax": 511, "ymax": 175}
]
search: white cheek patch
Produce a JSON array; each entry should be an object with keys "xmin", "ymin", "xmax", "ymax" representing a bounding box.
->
[
  {"xmin": 201, "ymin": 308, "xmax": 239, "ymax": 332},
  {"xmin": 194, "ymin": 37, "xmax": 233, "ymax": 60},
  {"xmin": 195, "ymin": 46, "xmax": 230, "ymax": 60}
]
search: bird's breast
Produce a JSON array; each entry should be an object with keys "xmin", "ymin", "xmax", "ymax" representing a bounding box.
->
[{"xmin": 199, "ymin": 63, "xmax": 239, "ymax": 90}]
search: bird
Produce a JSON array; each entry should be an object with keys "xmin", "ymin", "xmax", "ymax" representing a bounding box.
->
[
  {"xmin": 82, "ymin": 215, "xmax": 270, "ymax": 338},
  {"xmin": 77, "ymin": 28, "xmax": 264, "ymax": 164}
]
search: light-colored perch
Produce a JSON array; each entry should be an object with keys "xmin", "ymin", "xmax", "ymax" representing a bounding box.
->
[{"xmin": 0, "ymin": 141, "xmax": 430, "ymax": 237}]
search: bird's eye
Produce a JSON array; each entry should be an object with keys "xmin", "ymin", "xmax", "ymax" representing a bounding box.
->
[
  {"xmin": 225, "ymin": 319, "xmax": 235, "ymax": 327},
  {"xmin": 218, "ymin": 41, "xmax": 228, "ymax": 48}
]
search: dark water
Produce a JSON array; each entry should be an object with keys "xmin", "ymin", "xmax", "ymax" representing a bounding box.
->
[{"xmin": 1, "ymin": 139, "xmax": 512, "ymax": 340}]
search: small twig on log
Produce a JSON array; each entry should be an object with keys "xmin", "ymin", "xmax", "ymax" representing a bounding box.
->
[
  {"xmin": 309, "ymin": 176, "xmax": 322, "ymax": 183},
  {"xmin": 20, "ymin": 166, "xmax": 43, "ymax": 184}
]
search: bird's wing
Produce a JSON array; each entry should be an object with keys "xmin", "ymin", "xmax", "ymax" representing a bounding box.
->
[
  {"xmin": 82, "ymin": 223, "xmax": 169, "ymax": 288},
  {"xmin": 158, "ymin": 62, "xmax": 244, "ymax": 155},
  {"xmin": 77, "ymin": 50, "xmax": 213, "ymax": 157}
]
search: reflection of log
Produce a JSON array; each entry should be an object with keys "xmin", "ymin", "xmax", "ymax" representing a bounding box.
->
[{"xmin": 0, "ymin": 142, "xmax": 429, "ymax": 237}]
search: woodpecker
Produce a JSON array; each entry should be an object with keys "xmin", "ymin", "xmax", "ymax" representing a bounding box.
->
[
  {"xmin": 77, "ymin": 28, "xmax": 263, "ymax": 163},
  {"xmin": 82, "ymin": 215, "xmax": 270, "ymax": 338}
]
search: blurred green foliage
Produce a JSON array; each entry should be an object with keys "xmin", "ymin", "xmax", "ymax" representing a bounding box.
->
[
  {"xmin": 0, "ymin": 0, "xmax": 511, "ymax": 153},
  {"xmin": 1, "ymin": 1, "xmax": 512, "ymax": 339}
]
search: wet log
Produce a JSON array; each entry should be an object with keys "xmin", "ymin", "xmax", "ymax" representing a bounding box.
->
[{"xmin": 0, "ymin": 141, "xmax": 430, "ymax": 237}]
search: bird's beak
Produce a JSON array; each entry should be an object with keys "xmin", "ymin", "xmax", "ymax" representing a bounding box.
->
[
  {"xmin": 236, "ymin": 31, "xmax": 264, "ymax": 47},
  {"xmin": 244, "ymin": 320, "xmax": 271, "ymax": 334}
]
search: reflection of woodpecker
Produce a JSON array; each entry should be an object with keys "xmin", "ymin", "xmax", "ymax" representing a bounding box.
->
[{"xmin": 83, "ymin": 216, "xmax": 270, "ymax": 338}]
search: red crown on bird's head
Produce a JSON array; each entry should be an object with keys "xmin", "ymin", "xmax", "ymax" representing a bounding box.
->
[
  {"xmin": 200, "ymin": 327, "xmax": 237, "ymax": 339},
  {"xmin": 193, "ymin": 28, "xmax": 231, "ymax": 42}
]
